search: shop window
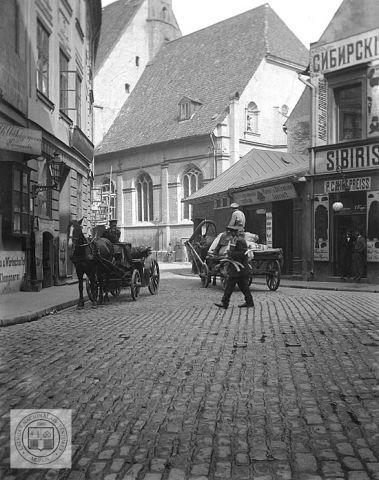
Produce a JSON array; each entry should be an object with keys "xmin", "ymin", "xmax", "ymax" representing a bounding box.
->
[
  {"xmin": 182, "ymin": 167, "xmax": 203, "ymax": 220},
  {"xmin": 246, "ymin": 101, "xmax": 259, "ymax": 134},
  {"xmin": 136, "ymin": 173, "xmax": 153, "ymax": 222},
  {"xmin": 37, "ymin": 20, "xmax": 50, "ymax": 96}
]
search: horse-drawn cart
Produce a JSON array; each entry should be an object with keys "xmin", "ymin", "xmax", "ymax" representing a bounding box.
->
[
  {"xmin": 85, "ymin": 243, "xmax": 160, "ymax": 302},
  {"xmin": 185, "ymin": 220, "xmax": 283, "ymax": 291}
]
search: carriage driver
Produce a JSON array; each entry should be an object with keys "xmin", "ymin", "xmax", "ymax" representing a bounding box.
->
[{"xmin": 104, "ymin": 219, "xmax": 121, "ymax": 244}]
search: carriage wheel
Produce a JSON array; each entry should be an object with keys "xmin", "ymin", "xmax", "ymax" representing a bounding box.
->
[
  {"xmin": 86, "ymin": 277, "xmax": 99, "ymax": 302},
  {"xmin": 131, "ymin": 269, "xmax": 141, "ymax": 300},
  {"xmin": 148, "ymin": 260, "xmax": 160, "ymax": 295},
  {"xmin": 200, "ymin": 264, "xmax": 210, "ymax": 288},
  {"xmin": 266, "ymin": 260, "xmax": 281, "ymax": 291},
  {"xmin": 110, "ymin": 285, "xmax": 122, "ymax": 297}
]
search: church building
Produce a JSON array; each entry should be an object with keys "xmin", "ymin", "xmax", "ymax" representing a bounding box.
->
[
  {"xmin": 93, "ymin": 0, "xmax": 181, "ymax": 146},
  {"xmin": 94, "ymin": 4, "xmax": 308, "ymax": 254}
]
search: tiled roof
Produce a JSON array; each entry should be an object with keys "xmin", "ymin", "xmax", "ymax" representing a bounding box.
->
[
  {"xmin": 96, "ymin": 3, "xmax": 308, "ymax": 156},
  {"xmin": 95, "ymin": 0, "xmax": 144, "ymax": 74},
  {"xmin": 185, "ymin": 149, "xmax": 309, "ymax": 202},
  {"xmin": 317, "ymin": 0, "xmax": 379, "ymax": 46}
]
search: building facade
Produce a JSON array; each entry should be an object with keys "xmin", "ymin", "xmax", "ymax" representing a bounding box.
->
[
  {"xmin": 94, "ymin": 5, "xmax": 308, "ymax": 256},
  {"xmin": 0, "ymin": 0, "xmax": 101, "ymax": 294},
  {"xmin": 308, "ymin": 0, "xmax": 379, "ymax": 283},
  {"xmin": 93, "ymin": 0, "xmax": 181, "ymax": 146}
]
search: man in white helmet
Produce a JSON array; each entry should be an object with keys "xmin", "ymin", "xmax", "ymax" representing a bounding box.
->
[{"xmin": 228, "ymin": 203, "xmax": 245, "ymax": 230}]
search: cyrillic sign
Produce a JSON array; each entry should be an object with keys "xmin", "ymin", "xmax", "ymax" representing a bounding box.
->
[
  {"xmin": 234, "ymin": 182, "xmax": 298, "ymax": 206},
  {"xmin": 0, "ymin": 122, "xmax": 42, "ymax": 155},
  {"xmin": 311, "ymin": 29, "xmax": 379, "ymax": 75},
  {"xmin": 315, "ymin": 143, "xmax": 379, "ymax": 174},
  {"xmin": 324, "ymin": 177, "xmax": 371, "ymax": 193}
]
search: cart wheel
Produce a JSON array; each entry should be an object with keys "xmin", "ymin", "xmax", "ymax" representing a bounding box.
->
[
  {"xmin": 131, "ymin": 269, "xmax": 141, "ymax": 300},
  {"xmin": 86, "ymin": 277, "xmax": 99, "ymax": 302},
  {"xmin": 200, "ymin": 264, "xmax": 210, "ymax": 288},
  {"xmin": 148, "ymin": 260, "xmax": 160, "ymax": 295},
  {"xmin": 266, "ymin": 260, "xmax": 281, "ymax": 291},
  {"xmin": 110, "ymin": 285, "xmax": 122, "ymax": 297}
]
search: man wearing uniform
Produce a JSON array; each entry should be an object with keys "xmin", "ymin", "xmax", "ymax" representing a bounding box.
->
[
  {"xmin": 214, "ymin": 228, "xmax": 254, "ymax": 309},
  {"xmin": 228, "ymin": 203, "xmax": 246, "ymax": 229}
]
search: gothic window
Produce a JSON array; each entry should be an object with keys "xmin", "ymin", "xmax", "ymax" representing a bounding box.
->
[
  {"xmin": 161, "ymin": 6, "xmax": 167, "ymax": 20},
  {"xmin": 136, "ymin": 173, "xmax": 153, "ymax": 222},
  {"xmin": 182, "ymin": 167, "xmax": 203, "ymax": 220},
  {"xmin": 100, "ymin": 177, "xmax": 116, "ymax": 221},
  {"xmin": 246, "ymin": 101, "xmax": 259, "ymax": 134}
]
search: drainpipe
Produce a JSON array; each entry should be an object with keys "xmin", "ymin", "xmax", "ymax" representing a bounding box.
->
[
  {"xmin": 298, "ymin": 73, "xmax": 316, "ymax": 279},
  {"xmin": 229, "ymin": 92, "xmax": 240, "ymax": 166}
]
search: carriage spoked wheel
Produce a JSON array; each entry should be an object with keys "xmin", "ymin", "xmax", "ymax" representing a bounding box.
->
[
  {"xmin": 86, "ymin": 277, "xmax": 99, "ymax": 302},
  {"xmin": 199, "ymin": 263, "xmax": 210, "ymax": 288},
  {"xmin": 130, "ymin": 269, "xmax": 142, "ymax": 300},
  {"xmin": 148, "ymin": 260, "xmax": 160, "ymax": 295},
  {"xmin": 266, "ymin": 260, "xmax": 281, "ymax": 291}
]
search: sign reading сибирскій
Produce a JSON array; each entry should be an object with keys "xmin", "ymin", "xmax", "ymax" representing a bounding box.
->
[{"xmin": 315, "ymin": 143, "xmax": 379, "ymax": 174}]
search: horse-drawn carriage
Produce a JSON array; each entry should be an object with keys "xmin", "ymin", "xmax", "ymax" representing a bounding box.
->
[
  {"xmin": 85, "ymin": 243, "xmax": 160, "ymax": 302},
  {"xmin": 68, "ymin": 219, "xmax": 159, "ymax": 307},
  {"xmin": 185, "ymin": 220, "xmax": 283, "ymax": 291}
]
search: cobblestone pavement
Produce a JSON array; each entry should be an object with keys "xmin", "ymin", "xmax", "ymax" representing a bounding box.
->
[{"xmin": 0, "ymin": 273, "xmax": 378, "ymax": 480}]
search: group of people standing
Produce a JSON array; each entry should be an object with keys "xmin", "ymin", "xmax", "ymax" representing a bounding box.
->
[{"xmin": 339, "ymin": 230, "xmax": 366, "ymax": 281}]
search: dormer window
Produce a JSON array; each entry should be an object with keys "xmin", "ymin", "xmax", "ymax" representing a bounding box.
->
[{"xmin": 178, "ymin": 96, "xmax": 202, "ymax": 121}]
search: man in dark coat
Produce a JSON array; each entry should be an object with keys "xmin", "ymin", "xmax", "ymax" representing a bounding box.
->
[
  {"xmin": 215, "ymin": 228, "xmax": 254, "ymax": 309},
  {"xmin": 339, "ymin": 230, "xmax": 354, "ymax": 279},
  {"xmin": 352, "ymin": 231, "xmax": 366, "ymax": 281}
]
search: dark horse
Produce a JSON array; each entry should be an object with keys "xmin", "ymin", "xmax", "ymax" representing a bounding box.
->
[{"xmin": 68, "ymin": 218, "xmax": 114, "ymax": 308}]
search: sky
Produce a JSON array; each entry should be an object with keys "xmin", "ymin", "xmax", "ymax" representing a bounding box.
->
[{"xmin": 101, "ymin": 0, "xmax": 344, "ymax": 48}]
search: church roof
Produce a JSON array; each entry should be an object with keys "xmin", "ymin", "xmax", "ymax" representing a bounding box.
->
[
  {"xmin": 96, "ymin": 3, "xmax": 308, "ymax": 156},
  {"xmin": 95, "ymin": 0, "xmax": 145, "ymax": 74},
  {"xmin": 185, "ymin": 149, "xmax": 309, "ymax": 202},
  {"xmin": 317, "ymin": 0, "xmax": 379, "ymax": 46}
]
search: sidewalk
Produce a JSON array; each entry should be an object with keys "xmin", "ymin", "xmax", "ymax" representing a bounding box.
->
[{"xmin": 0, "ymin": 262, "xmax": 377, "ymax": 327}]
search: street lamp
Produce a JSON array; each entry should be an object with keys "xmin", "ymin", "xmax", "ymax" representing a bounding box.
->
[
  {"xmin": 32, "ymin": 153, "xmax": 66, "ymax": 197},
  {"xmin": 332, "ymin": 165, "xmax": 350, "ymax": 212}
]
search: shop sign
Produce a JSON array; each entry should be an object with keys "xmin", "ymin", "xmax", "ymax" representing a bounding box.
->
[
  {"xmin": 367, "ymin": 61, "xmax": 379, "ymax": 138},
  {"xmin": 266, "ymin": 212, "xmax": 272, "ymax": 248},
  {"xmin": 0, "ymin": 251, "xmax": 25, "ymax": 294},
  {"xmin": 310, "ymin": 29, "xmax": 379, "ymax": 76},
  {"xmin": 234, "ymin": 183, "xmax": 297, "ymax": 206},
  {"xmin": 314, "ymin": 195, "xmax": 329, "ymax": 261},
  {"xmin": 0, "ymin": 122, "xmax": 42, "ymax": 155},
  {"xmin": 70, "ymin": 126, "xmax": 94, "ymax": 161},
  {"xmin": 324, "ymin": 177, "xmax": 371, "ymax": 193},
  {"xmin": 367, "ymin": 190, "xmax": 379, "ymax": 262},
  {"xmin": 315, "ymin": 143, "xmax": 379, "ymax": 174}
]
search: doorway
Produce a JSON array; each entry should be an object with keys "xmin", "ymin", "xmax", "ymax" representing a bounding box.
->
[
  {"xmin": 272, "ymin": 200, "xmax": 293, "ymax": 274},
  {"xmin": 332, "ymin": 191, "xmax": 367, "ymax": 276},
  {"xmin": 42, "ymin": 232, "xmax": 54, "ymax": 288}
]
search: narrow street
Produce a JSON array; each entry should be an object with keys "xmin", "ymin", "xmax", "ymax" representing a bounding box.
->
[{"xmin": 0, "ymin": 272, "xmax": 378, "ymax": 480}]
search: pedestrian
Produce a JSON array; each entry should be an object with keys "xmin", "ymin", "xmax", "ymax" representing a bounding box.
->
[
  {"xmin": 339, "ymin": 230, "xmax": 354, "ymax": 279},
  {"xmin": 228, "ymin": 203, "xmax": 246, "ymax": 229},
  {"xmin": 167, "ymin": 242, "xmax": 173, "ymax": 263},
  {"xmin": 352, "ymin": 231, "xmax": 366, "ymax": 281},
  {"xmin": 215, "ymin": 227, "xmax": 254, "ymax": 309}
]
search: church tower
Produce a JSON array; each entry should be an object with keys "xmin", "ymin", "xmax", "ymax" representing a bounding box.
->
[{"xmin": 147, "ymin": 0, "xmax": 181, "ymax": 60}]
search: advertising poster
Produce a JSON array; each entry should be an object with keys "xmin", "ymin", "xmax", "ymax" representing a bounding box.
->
[
  {"xmin": 314, "ymin": 195, "xmax": 329, "ymax": 261},
  {"xmin": 0, "ymin": 251, "xmax": 26, "ymax": 294},
  {"xmin": 367, "ymin": 62, "xmax": 379, "ymax": 138},
  {"xmin": 367, "ymin": 190, "xmax": 379, "ymax": 262},
  {"xmin": 266, "ymin": 212, "xmax": 272, "ymax": 248}
]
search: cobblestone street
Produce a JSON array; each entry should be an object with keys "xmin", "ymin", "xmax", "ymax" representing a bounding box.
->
[{"xmin": 0, "ymin": 272, "xmax": 378, "ymax": 480}]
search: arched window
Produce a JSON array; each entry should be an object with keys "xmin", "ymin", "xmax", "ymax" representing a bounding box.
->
[
  {"xmin": 100, "ymin": 177, "xmax": 116, "ymax": 221},
  {"xmin": 246, "ymin": 101, "xmax": 259, "ymax": 134},
  {"xmin": 136, "ymin": 173, "xmax": 153, "ymax": 222},
  {"xmin": 182, "ymin": 167, "xmax": 203, "ymax": 220},
  {"xmin": 281, "ymin": 104, "xmax": 289, "ymax": 116},
  {"xmin": 161, "ymin": 6, "xmax": 167, "ymax": 20}
]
